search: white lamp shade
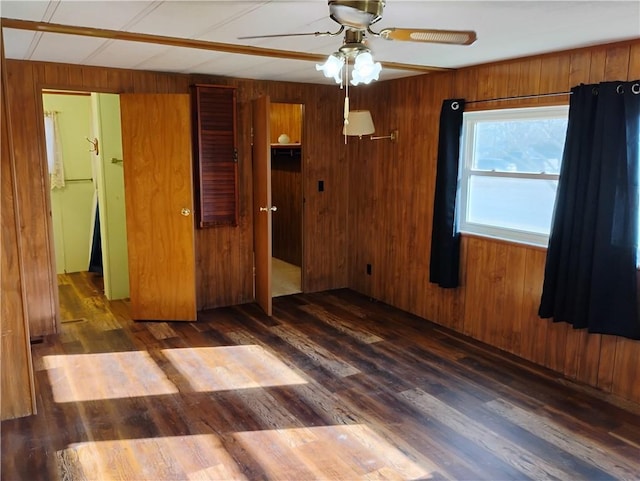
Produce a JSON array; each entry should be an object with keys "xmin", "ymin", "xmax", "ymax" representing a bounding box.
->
[
  {"xmin": 343, "ymin": 110, "xmax": 375, "ymax": 136},
  {"xmin": 350, "ymin": 52, "xmax": 382, "ymax": 86},
  {"xmin": 316, "ymin": 54, "xmax": 344, "ymax": 83}
]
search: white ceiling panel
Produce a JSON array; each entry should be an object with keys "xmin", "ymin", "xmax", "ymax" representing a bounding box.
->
[
  {"xmin": 366, "ymin": 1, "xmax": 640, "ymax": 68},
  {"xmin": 1, "ymin": 0, "xmax": 639, "ymax": 85},
  {"xmin": 81, "ymin": 38, "xmax": 173, "ymax": 70},
  {"xmin": 237, "ymin": 1, "xmax": 332, "ymax": 37},
  {"xmin": 376, "ymin": 68, "xmax": 420, "ymax": 81},
  {"xmin": 189, "ymin": 53, "xmax": 333, "ymax": 86},
  {"xmin": 134, "ymin": 45, "xmax": 225, "ymax": 72},
  {"xmin": 2, "ymin": 28, "xmax": 38, "ymax": 58},
  {"xmin": 229, "ymin": 56, "xmax": 328, "ymax": 80},
  {"xmin": 0, "ymin": 0, "xmax": 54, "ymax": 21},
  {"xmin": 188, "ymin": 0, "xmax": 342, "ymax": 55},
  {"xmin": 264, "ymin": 33, "xmax": 354, "ymax": 58},
  {"xmin": 189, "ymin": 51, "xmax": 282, "ymax": 77},
  {"xmin": 48, "ymin": 1, "xmax": 163, "ymax": 31},
  {"xmin": 27, "ymin": 31, "xmax": 108, "ymax": 64},
  {"xmin": 126, "ymin": 1, "xmax": 270, "ymax": 39}
]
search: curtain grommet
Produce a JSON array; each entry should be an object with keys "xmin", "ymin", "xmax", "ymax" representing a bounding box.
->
[
  {"xmin": 616, "ymin": 84, "xmax": 625, "ymax": 95},
  {"xmin": 592, "ymin": 87, "xmax": 599, "ymax": 96},
  {"xmin": 632, "ymin": 83, "xmax": 640, "ymax": 95},
  {"xmin": 451, "ymin": 101, "xmax": 460, "ymax": 111}
]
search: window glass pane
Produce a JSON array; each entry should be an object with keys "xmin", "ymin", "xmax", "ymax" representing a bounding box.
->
[
  {"xmin": 467, "ymin": 176, "xmax": 558, "ymax": 234},
  {"xmin": 473, "ymin": 118, "xmax": 567, "ymax": 174}
]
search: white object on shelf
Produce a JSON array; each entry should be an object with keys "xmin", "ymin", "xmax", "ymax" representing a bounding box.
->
[{"xmin": 278, "ymin": 133, "xmax": 290, "ymax": 144}]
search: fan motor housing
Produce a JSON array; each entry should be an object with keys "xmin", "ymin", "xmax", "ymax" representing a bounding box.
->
[
  {"xmin": 328, "ymin": 0, "xmax": 385, "ymax": 30},
  {"xmin": 338, "ymin": 29, "xmax": 370, "ymax": 57}
]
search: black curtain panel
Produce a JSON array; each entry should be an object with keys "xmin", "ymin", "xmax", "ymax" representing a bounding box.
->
[
  {"xmin": 430, "ymin": 99, "xmax": 465, "ymax": 288},
  {"xmin": 539, "ymin": 81, "xmax": 640, "ymax": 340}
]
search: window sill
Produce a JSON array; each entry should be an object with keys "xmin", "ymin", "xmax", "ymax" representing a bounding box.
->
[{"xmin": 459, "ymin": 231, "xmax": 549, "ymax": 251}]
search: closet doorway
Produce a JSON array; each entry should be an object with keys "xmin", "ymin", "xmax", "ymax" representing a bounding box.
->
[
  {"xmin": 43, "ymin": 90, "xmax": 129, "ymax": 321},
  {"xmin": 270, "ymin": 102, "xmax": 303, "ymax": 297}
]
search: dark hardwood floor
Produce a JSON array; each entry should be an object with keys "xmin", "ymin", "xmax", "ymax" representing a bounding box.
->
[{"xmin": 2, "ymin": 272, "xmax": 640, "ymax": 480}]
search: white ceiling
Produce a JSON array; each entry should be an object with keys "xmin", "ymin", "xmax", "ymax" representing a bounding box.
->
[{"xmin": 1, "ymin": 0, "xmax": 639, "ymax": 85}]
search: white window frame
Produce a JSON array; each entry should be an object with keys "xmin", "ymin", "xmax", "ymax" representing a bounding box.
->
[{"xmin": 458, "ymin": 105, "xmax": 569, "ymax": 247}]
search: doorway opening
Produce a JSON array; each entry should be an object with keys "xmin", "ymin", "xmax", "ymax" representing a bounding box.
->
[
  {"xmin": 270, "ymin": 102, "xmax": 303, "ymax": 297},
  {"xmin": 42, "ymin": 90, "xmax": 129, "ymax": 322}
]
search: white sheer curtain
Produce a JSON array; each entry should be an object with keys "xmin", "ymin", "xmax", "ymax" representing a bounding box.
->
[{"xmin": 44, "ymin": 110, "xmax": 65, "ymax": 189}]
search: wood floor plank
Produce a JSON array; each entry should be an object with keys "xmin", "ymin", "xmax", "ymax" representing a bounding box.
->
[
  {"xmin": 269, "ymin": 324, "xmax": 361, "ymax": 378},
  {"xmin": 400, "ymin": 388, "xmax": 573, "ymax": 480},
  {"xmin": 298, "ymin": 304, "xmax": 384, "ymax": 344},
  {"xmin": 485, "ymin": 398, "xmax": 635, "ymax": 480},
  {"xmin": 2, "ymin": 277, "xmax": 639, "ymax": 480}
]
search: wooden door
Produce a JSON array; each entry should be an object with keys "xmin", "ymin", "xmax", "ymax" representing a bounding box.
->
[
  {"xmin": 120, "ymin": 94, "xmax": 197, "ymax": 321},
  {"xmin": 252, "ymin": 96, "xmax": 273, "ymax": 316}
]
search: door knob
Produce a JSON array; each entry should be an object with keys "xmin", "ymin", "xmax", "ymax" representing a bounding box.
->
[
  {"xmin": 259, "ymin": 206, "xmax": 278, "ymax": 212},
  {"xmin": 181, "ymin": 208, "xmax": 191, "ymax": 216}
]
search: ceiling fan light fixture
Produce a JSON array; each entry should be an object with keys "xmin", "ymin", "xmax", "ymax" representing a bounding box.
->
[
  {"xmin": 316, "ymin": 53, "xmax": 345, "ymax": 83},
  {"xmin": 350, "ymin": 52, "xmax": 382, "ymax": 85}
]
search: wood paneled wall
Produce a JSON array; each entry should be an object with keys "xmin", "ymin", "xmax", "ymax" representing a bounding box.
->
[
  {"xmin": 4, "ymin": 61, "xmax": 348, "ymax": 336},
  {"xmin": 191, "ymin": 75, "xmax": 348, "ymax": 307},
  {"xmin": 5, "ymin": 38, "xmax": 639, "ymax": 411},
  {"xmin": 347, "ymin": 39, "xmax": 640, "ymax": 405},
  {"xmin": 272, "ymin": 152, "xmax": 302, "ymax": 266},
  {"xmin": 1, "ymin": 31, "xmax": 36, "ymax": 420}
]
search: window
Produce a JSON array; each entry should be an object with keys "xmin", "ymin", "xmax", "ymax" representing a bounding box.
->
[{"xmin": 459, "ymin": 105, "xmax": 569, "ymax": 246}]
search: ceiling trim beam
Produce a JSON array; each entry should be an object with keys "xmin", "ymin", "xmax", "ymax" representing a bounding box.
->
[{"xmin": 0, "ymin": 18, "xmax": 450, "ymax": 74}]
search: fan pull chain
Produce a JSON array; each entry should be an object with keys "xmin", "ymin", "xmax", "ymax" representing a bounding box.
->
[{"xmin": 343, "ymin": 56, "xmax": 350, "ymax": 144}]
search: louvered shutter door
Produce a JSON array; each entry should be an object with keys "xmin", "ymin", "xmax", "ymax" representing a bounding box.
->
[{"xmin": 192, "ymin": 85, "xmax": 238, "ymax": 227}]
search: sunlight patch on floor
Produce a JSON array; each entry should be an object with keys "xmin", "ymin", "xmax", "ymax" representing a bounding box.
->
[
  {"xmin": 162, "ymin": 345, "xmax": 307, "ymax": 392},
  {"xmin": 57, "ymin": 434, "xmax": 246, "ymax": 481},
  {"xmin": 43, "ymin": 351, "xmax": 178, "ymax": 403},
  {"xmin": 233, "ymin": 424, "xmax": 433, "ymax": 480}
]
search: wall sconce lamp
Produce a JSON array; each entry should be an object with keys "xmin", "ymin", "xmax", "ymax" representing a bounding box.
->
[
  {"xmin": 343, "ymin": 110, "xmax": 398, "ymax": 142},
  {"xmin": 371, "ymin": 130, "xmax": 398, "ymax": 141}
]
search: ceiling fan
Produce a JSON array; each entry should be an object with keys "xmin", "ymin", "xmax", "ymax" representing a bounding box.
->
[
  {"xmin": 240, "ymin": 0, "xmax": 477, "ymax": 46},
  {"xmin": 241, "ymin": 0, "xmax": 477, "ymax": 132},
  {"xmin": 239, "ymin": 0, "xmax": 477, "ymax": 84}
]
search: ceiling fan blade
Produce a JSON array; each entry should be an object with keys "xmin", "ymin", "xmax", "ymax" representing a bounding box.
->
[
  {"xmin": 238, "ymin": 28, "xmax": 343, "ymax": 40},
  {"xmin": 378, "ymin": 28, "xmax": 477, "ymax": 45}
]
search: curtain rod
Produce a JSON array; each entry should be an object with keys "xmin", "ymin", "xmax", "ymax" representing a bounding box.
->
[{"xmin": 467, "ymin": 90, "xmax": 571, "ymax": 105}]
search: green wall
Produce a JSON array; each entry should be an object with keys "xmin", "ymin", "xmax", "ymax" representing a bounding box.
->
[
  {"xmin": 91, "ymin": 93, "xmax": 129, "ymax": 300},
  {"xmin": 43, "ymin": 94, "xmax": 94, "ymax": 275},
  {"xmin": 44, "ymin": 92, "xmax": 129, "ymax": 301}
]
